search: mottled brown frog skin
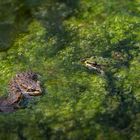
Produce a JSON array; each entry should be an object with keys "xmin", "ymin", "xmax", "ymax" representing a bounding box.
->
[{"xmin": 0, "ymin": 71, "xmax": 42, "ymax": 113}]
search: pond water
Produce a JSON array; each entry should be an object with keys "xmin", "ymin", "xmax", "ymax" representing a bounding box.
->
[{"xmin": 0, "ymin": 0, "xmax": 140, "ymax": 139}]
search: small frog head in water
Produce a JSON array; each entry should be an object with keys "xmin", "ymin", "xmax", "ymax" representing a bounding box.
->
[{"xmin": 80, "ymin": 56, "xmax": 109, "ymax": 75}]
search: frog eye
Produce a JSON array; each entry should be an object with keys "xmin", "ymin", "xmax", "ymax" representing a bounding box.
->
[{"xmin": 32, "ymin": 74, "xmax": 38, "ymax": 80}]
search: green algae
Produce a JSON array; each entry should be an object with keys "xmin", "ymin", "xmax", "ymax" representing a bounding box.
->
[{"xmin": 0, "ymin": 0, "xmax": 140, "ymax": 139}]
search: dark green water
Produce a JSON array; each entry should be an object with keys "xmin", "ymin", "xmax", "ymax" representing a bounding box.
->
[{"xmin": 0, "ymin": 0, "xmax": 140, "ymax": 139}]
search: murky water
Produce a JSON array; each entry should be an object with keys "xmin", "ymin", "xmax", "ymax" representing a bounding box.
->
[{"xmin": 0, "ymin": 0, "xmax": 140, "ymax": 139}]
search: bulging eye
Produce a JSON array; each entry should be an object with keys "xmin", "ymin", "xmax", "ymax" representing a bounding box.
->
[{"xmin": 32, "ymin": 74, "xmax": 38, "ymax": 80}]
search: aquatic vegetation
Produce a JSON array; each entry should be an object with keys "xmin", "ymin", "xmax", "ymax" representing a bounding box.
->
[{"xmin": 0, "ymin": 0, "xmax": 140, "ymax": 139}]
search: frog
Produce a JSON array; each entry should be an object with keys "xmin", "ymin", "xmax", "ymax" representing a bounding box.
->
[
  {"xmin": 0, "ymin": 71, "xmax": 42, "ymax": 113},
  {"xmin": 80, "ymin": 56, "xmax": 110, "ymax": 75}
]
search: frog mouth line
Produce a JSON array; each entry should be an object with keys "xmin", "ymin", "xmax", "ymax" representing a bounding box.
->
[
  {"xmin": 23, "ymin": 91, "xmax": 42, "ymax": 96},
  {"xmin": 29, "ymin": 91, "xmax": 41, "ymax": 96}
]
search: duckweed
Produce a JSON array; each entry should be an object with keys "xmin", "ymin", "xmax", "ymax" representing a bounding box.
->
[{"xmin": 0, "ymin": 0, "xmax": 140, "ymax": 139}]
